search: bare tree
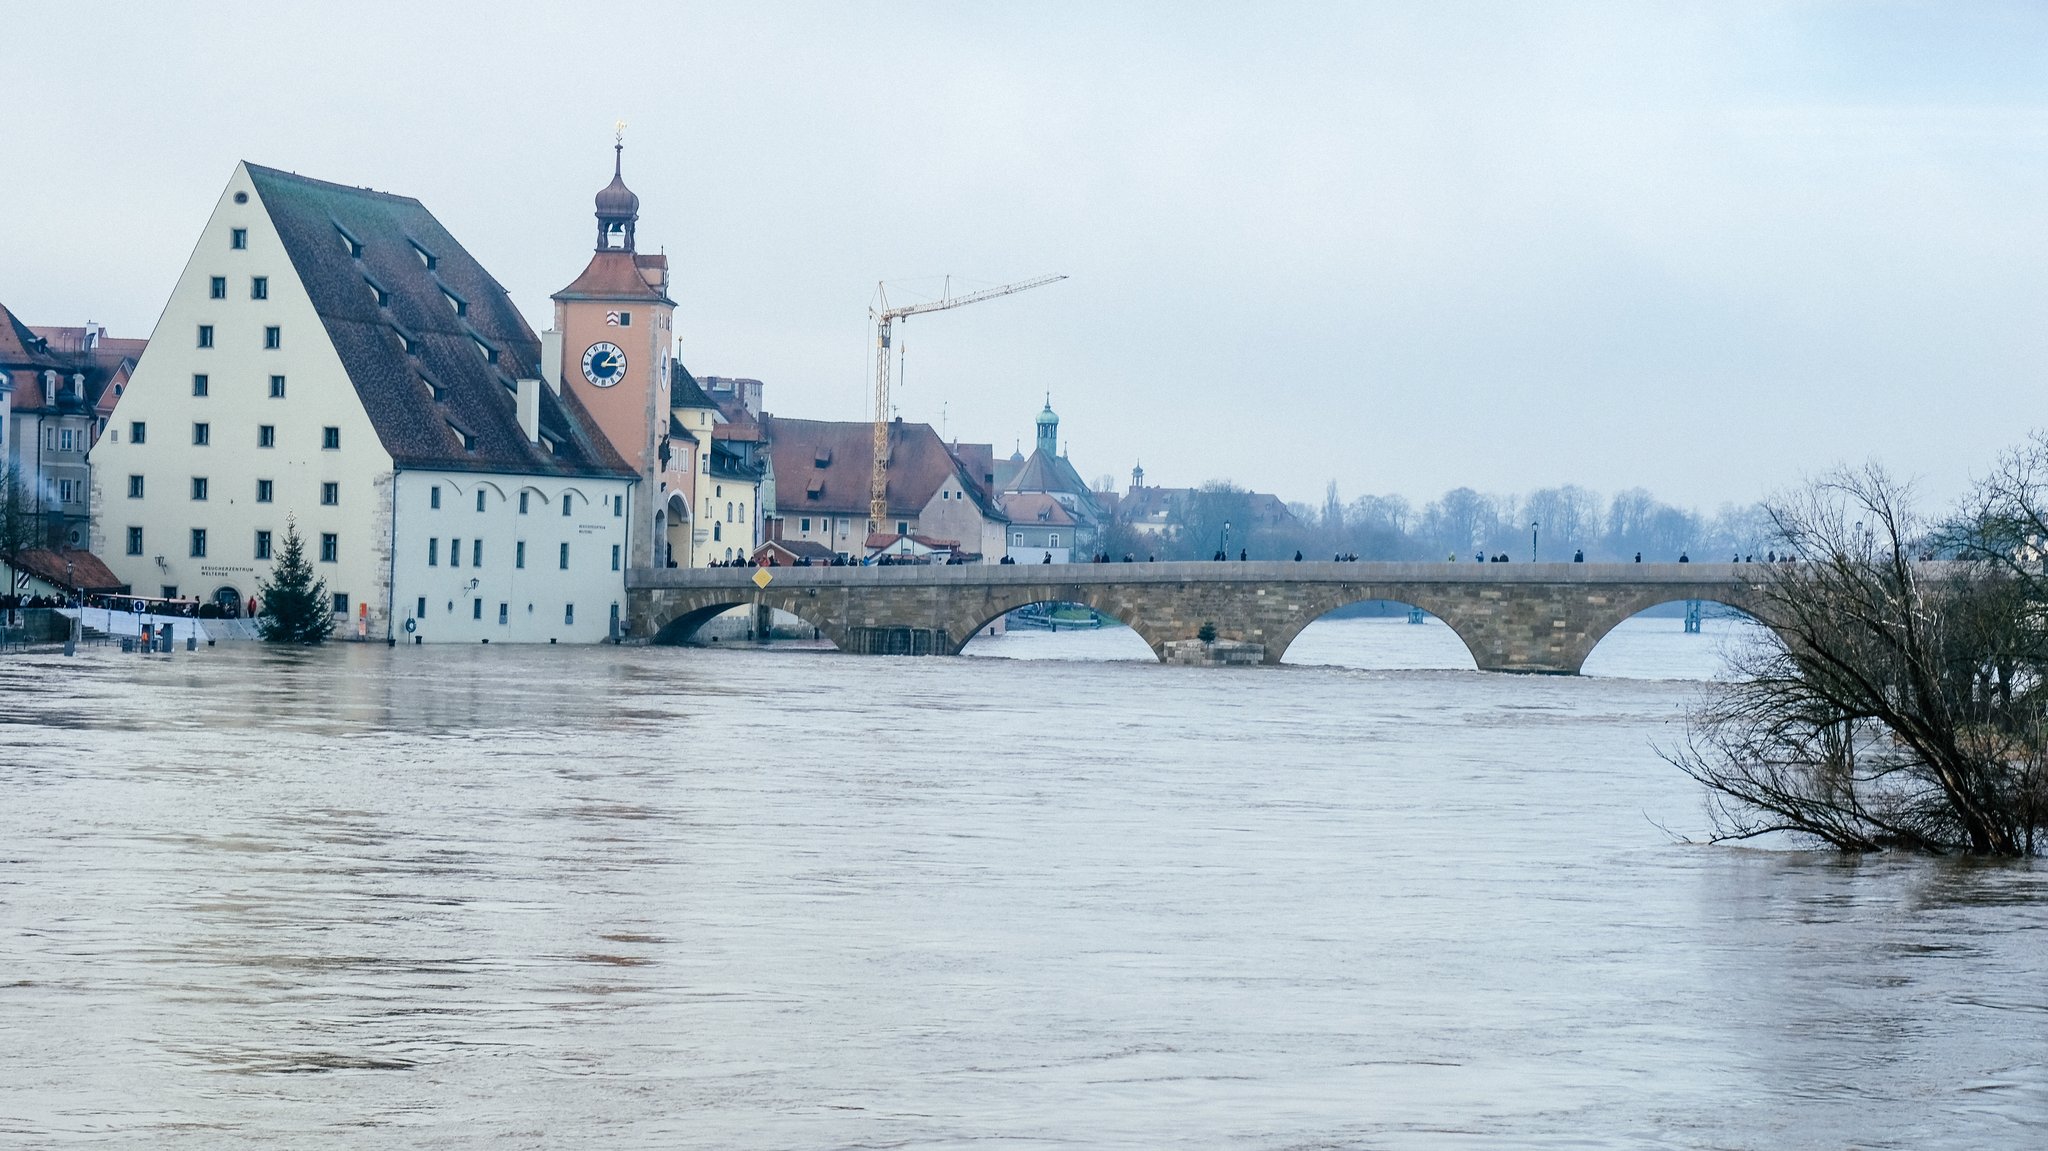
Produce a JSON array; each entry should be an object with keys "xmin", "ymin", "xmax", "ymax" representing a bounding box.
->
[
  {"xmin": 0, "ymin": 464, "xmax": 39, "ymax": 597},
  {"xmin": 1667, "ymin": 463, "xmax": 2048, "ymax": 856}
]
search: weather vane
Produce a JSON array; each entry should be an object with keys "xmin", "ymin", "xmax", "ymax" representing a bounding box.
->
[{"xmin": 614, "ymin": 119, "xmax": 627, "ymax": 147}]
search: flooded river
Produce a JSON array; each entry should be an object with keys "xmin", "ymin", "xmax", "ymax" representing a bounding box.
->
[{"xmin": 2, "ymin": 618, "xmax": 2043, "ymax": 1148}]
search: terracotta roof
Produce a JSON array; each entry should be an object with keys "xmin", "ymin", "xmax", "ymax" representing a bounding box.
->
[
  {"xmin": 1001, "ymin": 492, "xmax": 1075, "ymax": 526},
  {"xmin": 9, "ymin": 548, "xmax": 126, "ymax": 592},
  {"xmin": 864, "ymin": 531, "xmax": 961, "ymax": 551},
  {"xmin": 764, "ymin": 415, "xmax": 1003, "ymax": 521},
  {"xmin": 246, "ymin": 163, "xmax": 633, "ymax": 480},
  {"xmin": 953, "ymin": 441, "xmax": 996, "ymax": 488},
  {"xmin": 0, "ymin": 302, "xmax": 55, "ymax": 367},
  {"xmin": 553, "ymin": 249, "xmax": 668, "ymax": 302},
  {"xmin": 0, "ymin": 307, "xmax": 144, "ymax": 418}
]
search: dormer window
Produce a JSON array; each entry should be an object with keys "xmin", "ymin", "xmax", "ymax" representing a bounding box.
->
[
  {"xmin": 473, "ymin": 336, "xmax": 497, "ymax": 364},
  {"xmin": 442, "ymin": 288, "xmax": 467, "ymax": 316},
  {"xmin": 410, "ymin": 240, "xmax": 437, "ymax": 270},
  {"xmin": 364, "ymin": 276, "xmax": 389, "ymax": 307},
  {"xmin": 419, "ymin": 374, "xmax": 446, "ymax": 402},
  {"xmin": 335, "ymin": 222, "xmax": 363, "ymax": 258},
  {"xmin": 447, "ymin": 421, "xmax": 476, "ymax": 451},
  {"xmin": 393, "ymin": 325, "xmax": 420, "ymax": 356},
  {"xmin": 814, "ymin": 448, "xmax": 833, "ymax": 467}
]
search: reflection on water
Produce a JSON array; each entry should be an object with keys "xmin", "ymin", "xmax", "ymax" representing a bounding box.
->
[{"xmin": 1, "ymin": 636, "xmax": 2042, "ymax": 1149}]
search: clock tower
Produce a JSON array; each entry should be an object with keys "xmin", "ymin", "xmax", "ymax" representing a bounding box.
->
[{"xmin": 551, "ymin": 139, "xmax": 675, "ymax": 568}]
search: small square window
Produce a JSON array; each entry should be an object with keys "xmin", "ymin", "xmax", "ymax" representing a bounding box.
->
[
  {"xmin": 209, "ymin": 276, "xmax": 226, "ymax": 300},
  {"xmin": 197, "ymin": 325, "xmax": 213, "ymax": 348},
  {"xmin": 322, "ymin": 427, "xmax": 339, "ymax": 450},
  {"xmin": 130, "ymin": 421, "xmax": 146, "ymax": 444},
  {"xmin": 617, "ymin": 311, "xmax": 632, "ymax": 327},
  {"xmin": 564, "ymin": 604, "xmax": 575, "ymax": 626},
  {"xmin": 190, "ymin": 528, "xmax": 208, "ymax": 558},
  {"xmin": 497, "ymin": 603, "xmax": 508, "ymax": 626},
  {"xmin": 268, "ymin": 375, "xmax": 285, "ymax": 398},
  {"xmin": 332, "ymin": 593, "xmax": 349, "ymax": 614},
  {"xmin": 230, "ymin": 228, "xmax": 247, "ymax": 250},
  {"xmin": 192, "ymin": 422, "xmax": 210, "ymax": 446},
  {"xmin": 801, "ymin": 518, "xmax": 811, "ymax": 533},
  {"xmin": 192, "ymin": 374, "xmax": 208, "ymax": 397},
  {"xmin": 321, "ymin": 482, "xmax": 338, "ymax": 506},
  {"xmin": 127, "ymin": 475, "xmax": 144, "ymax": 498},
  {"xmin": 559, "ymin": 542, "xmax": 569, "ymax": 569},
  {"xmin": 319, "ymin": 533, "xmax": 338, "ymax": 563},
  {"xmin": 475, "ymin": 490, "xmax": 486, "ymax": 513},
  {"xmin": 416, "ymin": 596, "xmax": 427, "ymax": 619},
  {"xmin": 264, "ymin": 326, "xmax": 281, "ymax": 349},
  {"xmin": 251, "ymin": 276, "xmax": 268, "ymax": 300},
  {"xmin": 256, "ymin": 479, "xmax": 273, "ymax": 503},
  {"xmin": 126, "ymin": 526, "xmax": 143, "ymax": 555},
  {"xmin": 191, "ymin": 477, "xmax": 208, "ymax": 501},
  {"xmin": 255, "ymin": 530, "xmax": 272, "ymax": 560},
  {"xmin": 430, "ymin": 485, "xmax": 441, "ymax": 509},
  {"xmin": 258, "ymin": 425, "xmax": 275, "ymax": 448}
]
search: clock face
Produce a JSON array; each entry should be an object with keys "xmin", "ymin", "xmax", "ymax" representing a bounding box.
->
[{"xmin": 582, "ymin": 342, "xmax": 627, "ymax": 387}]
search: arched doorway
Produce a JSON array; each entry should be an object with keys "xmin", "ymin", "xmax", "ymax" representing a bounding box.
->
[
  {"xmin": 665, "ymin": 492, "xmax": 690, "ymax": 568},
  {"xmin": 212, "ymin": 585, "xmax": 243, "ymax": 618}
]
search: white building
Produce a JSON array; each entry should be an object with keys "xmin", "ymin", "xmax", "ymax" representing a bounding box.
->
[{"xmin": 90, "ymin": 162, "xmax": 637, "ymax": 641}]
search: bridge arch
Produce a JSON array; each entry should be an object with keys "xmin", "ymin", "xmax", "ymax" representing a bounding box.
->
[
  {"xmin": 1572, "ymin": 589, "xmax": 1773, "ymax": 676},
  {"xmin": 1269, "ymin": 587, "xmax": 1493, "ymax": 670},
  {"xmin": 645, "ymin": 589, "xmax": 846, "ymax": 650},
  {"xmin": 1272, "ymin": 597, "xmax": 1481, "ymax": 670},
  {"xmin": 955, "ymin": 596, "xmax": 1163, "ymax": 660},
  {"xmin": 944, "ymin": 585, "xmax": 1179, "ymax": 659}
]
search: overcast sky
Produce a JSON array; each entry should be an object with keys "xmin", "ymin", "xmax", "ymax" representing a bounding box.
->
[{"xmin": 8, "ymin": 2, "xmax": 2047, "ymax": 512}]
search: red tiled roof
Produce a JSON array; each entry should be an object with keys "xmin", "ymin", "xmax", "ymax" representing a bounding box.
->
[
  {"xmin": 10, "ymin": 548, "xmax": 127, "ymax": 592},
  {"xmin": 552, "ymin": 249, "xmax": 669, "ymax": 302},
  {"xmin": 1001, "ymin": 492, "xmax": 1075, "ymax": 526},
  {"xmin": 765, "ymin": 415, "xmax": 1003, "ymax": 521}
]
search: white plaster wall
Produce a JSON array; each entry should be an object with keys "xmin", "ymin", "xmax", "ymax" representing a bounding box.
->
[
  {"xmin": 391, "ymin": 469, "xmax": 631, "ymax": 643},
  {"xmin": 89, "ymin": 163, "xmax": 393, "ymax": 624}
]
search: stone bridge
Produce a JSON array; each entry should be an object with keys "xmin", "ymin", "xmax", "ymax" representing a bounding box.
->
[{"xmin": 626, "ymin": 561, "xmax": 1767, "ymax": 674}]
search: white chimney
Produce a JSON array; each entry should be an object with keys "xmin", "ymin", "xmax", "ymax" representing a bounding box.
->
[
  {"xmin": 539, "ymin": 329, "xmax": 562, "ymax": 394},
  {"xmin": 516, "ymin": 377, "xmax": 541, "ymax": 443}
]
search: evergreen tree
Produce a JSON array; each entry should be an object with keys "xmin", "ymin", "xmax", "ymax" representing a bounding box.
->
[{"xmin": 257, "ymin": 516, "xmax": 333, "ymax": 644}]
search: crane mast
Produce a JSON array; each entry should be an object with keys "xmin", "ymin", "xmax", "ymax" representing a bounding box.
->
[{"xmin": 868, "ymin": 273, "xmax": 1066, "ymax": 528}]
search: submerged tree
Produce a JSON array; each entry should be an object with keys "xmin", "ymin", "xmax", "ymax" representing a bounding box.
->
[
  {"xmin": 1667, "ymin": 462, "xmax": 2048, "ymax": 856},
  {"xmin": 257, "ymin": 516, "xmax": 333, "ymax": 644}
]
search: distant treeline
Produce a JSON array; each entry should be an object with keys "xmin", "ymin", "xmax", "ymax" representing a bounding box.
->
[{"xmin": 1105, "ymin": 481, "xmax": 1774, "ymax": 563}]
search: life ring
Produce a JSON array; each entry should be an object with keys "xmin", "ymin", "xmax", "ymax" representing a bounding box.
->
[{"xmin": 403, "ymin": 617, "xmax": 418, "ymax": 634}]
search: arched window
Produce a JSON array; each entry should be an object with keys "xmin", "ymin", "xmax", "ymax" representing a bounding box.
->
[{"xmin": 713, "ymin": 522, "xmax": 722, "ymax": 541}]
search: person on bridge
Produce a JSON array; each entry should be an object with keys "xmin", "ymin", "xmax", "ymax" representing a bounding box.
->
[
  {"xmin": 1573, "ymin": 549, "xmax": 1584, "ymax": 563},
  {"xmin": 1043, "ymin": 552, "xmax": 1053, "ymax": 564},
  {"xmin": 1239, "ymin": 548, "xmax": 1248, "ymax": 562},
  {"xmin": 1634, "ymin": 552, "xmax": 1642, "ymax": 563},
  {"xmin": 1294, "ymin": 550, "xmax": 1303, "ymax": 561},
  {"xmin": 1679, "ymin": 552, "xmax": 1690, "ymax": 563}
]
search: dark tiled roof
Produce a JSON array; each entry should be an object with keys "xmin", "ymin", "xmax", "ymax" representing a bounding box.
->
[
  {"xmin": 762, "ymin": 415, "xmax": 1004, "ymax": 522},
  {"xmin": 670, "ymin": 362, "xmax": 718, "ymax": 410},
  {"xmin": 246, "ymin": 164, "xmax": 632, "ymax": 480},
  {"xmin": 553, "ymin": 250, "xmax": 668, "ymax": 302},
  {"xmin": 754, "ymin": 538, "xmax": 837, "ymax": 562}
]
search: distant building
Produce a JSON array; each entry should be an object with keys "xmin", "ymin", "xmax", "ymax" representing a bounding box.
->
[
  {"xmin": 1117, "ymin": 462, "xmax": 1297, "ymax": 543},
  {"xmin": 1, "ymin": 305, "xmax": 144, "ymax": 549},
  {"xmin": 89, "ymin": 161, "xmax": 637, "ymax": 640},
  {"xmin": 1001, "ymin": 492, "xmax": 1077, "ymax": 563},
  {"xmin": 994, "ymin": 397, "xmax": 1105, "ymax": 557},
  {"xmin": 764, "ymin": 415, "xmax": 1007, "ymax": 562}
]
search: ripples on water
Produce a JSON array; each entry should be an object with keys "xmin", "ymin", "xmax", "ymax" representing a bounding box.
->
[{"xmin": 2, "ymin": 618, "xmax": 2042, "ymax": 1149}]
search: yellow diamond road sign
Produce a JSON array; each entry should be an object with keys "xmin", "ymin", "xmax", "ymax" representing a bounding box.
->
[{"xmin": 752, "ymin": 569, "xmax": 773, "ymax": 589}]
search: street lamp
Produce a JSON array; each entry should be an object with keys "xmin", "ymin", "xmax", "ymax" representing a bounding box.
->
[
  {"xmin": 1220, "ymin": 520, "xmax": 1232, "ymax": 560},
  {"xmin": 1531, "ymin": 521, "xmax": 1539, "ymax": 564}
]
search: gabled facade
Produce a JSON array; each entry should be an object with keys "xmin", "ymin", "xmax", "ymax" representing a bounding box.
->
[
  {"xmin": 89, "ymin": 162, "xmax": 636, "ymax": 640},
  {"xmin": 764, "ymin": 415, "xmax": 1006, "ymax": 562}
]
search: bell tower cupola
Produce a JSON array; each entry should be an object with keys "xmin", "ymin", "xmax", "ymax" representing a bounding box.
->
[
  {"xmin": 1035, "ymin": 394, "xmax": 1059, "ymax": 456},
  {"xmin": 594, "ymin": 136, "xmax": 639, "ymax": 252}
]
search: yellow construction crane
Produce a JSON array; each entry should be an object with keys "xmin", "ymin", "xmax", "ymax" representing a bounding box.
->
[{"xmin": 869, "ymin": 273, "xmax": 1067, "ymax": 528}]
